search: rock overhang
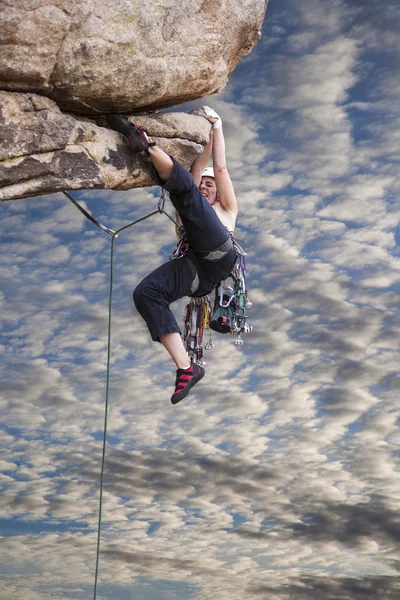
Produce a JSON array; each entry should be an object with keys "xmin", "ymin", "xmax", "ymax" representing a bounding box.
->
[{"xmin": 0, "ymin": 1, "xmax": 269, "ymax": 200}]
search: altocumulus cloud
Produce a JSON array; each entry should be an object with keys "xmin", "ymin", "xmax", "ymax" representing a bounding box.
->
[{"xmin": 1, "ymin": 1, "xmax": 400, "ymax": 599}]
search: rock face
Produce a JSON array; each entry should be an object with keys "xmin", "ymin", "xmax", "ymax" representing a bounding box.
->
[
  {"xmin": 1, "ymin": 0, "xmax": 268, "ymax": 114},
  {"xmin": 0, "ymin": 0, "xmax": 268, "ymax": 200},
  {"xmin": 0, "ymin": 92, "xmax": 209, "ymax": 200}
]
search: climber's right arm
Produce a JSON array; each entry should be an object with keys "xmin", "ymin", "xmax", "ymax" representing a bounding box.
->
[
  {"xmin": 190, "ymin": 131, "xmax": 213, "ymax": 187},
  {"xmin": 175, "ymin": 211, "xmax": 182, "ymax": 241}
]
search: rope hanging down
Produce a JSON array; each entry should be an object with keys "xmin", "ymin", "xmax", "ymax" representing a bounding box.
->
[{"xmin": 62, "ymin": 189, "xmax": 177, "ymax": 600}]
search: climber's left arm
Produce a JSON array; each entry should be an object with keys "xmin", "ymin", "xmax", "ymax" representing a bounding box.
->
[{"xmin": 212, "ymin": 126, "xmax": 238, "ymax": 218}]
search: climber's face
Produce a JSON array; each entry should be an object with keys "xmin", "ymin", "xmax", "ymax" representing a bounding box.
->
[{"xmin": 200, "ymin": 177, "xmax": 217, "ymax": 206}]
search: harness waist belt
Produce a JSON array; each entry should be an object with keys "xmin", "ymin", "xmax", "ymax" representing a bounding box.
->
[{"xmin": 196, "ymin": 236, "xmax": 234, "ymax": 262}]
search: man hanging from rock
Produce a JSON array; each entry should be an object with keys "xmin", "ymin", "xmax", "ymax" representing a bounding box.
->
[{"xmin": 106, "ymin": 106, "xmax": 238, "ymax": 405}]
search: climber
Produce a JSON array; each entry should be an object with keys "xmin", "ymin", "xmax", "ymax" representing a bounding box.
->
[{"xmin": 106, "ymin": 106, "xmax": 238, "ymax": 405}]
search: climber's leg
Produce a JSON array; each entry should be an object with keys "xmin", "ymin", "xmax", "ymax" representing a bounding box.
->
[
  {"xmin": 161, "ymin": 157, "xmax": 231, "ymax": 253},
  {"xmin": 150, "ymin": 155, "xmax": 237, "ymax": 286},
  {"xmin": 106, "ymin": 115, "xmax": 156, "ymax": 153},
  {"xmin": 133, "ymin": 258, "xmax": 205, "ymax": 403},
  {"xmin": 133, "ymin": 259, "xmax": 191, "ymax": 342},
  {"xmin": 159, "ymin": 332, "xmax": 190, "ymax": 370},
  {"xmin": 106, "ymin": 114, "xmax": 175, "ymax": 180},
  {"xmin": 148, "ymin": 145, "xmax": 174, "ymax": 182}
]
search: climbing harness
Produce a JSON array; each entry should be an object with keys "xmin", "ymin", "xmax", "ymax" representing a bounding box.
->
[
  {"xmin": 171, "ymin": 228, "xmax": 253, "ymax": 363},
  {"xmin": 63, "ymin": 187, "xmax": 178, "ymax": 600}
]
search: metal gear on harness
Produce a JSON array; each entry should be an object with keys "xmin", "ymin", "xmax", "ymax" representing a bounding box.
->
[
  {"xmin": 169, "ymin": 224, "xmax": 188, "ymax": 260},
  {"xmin": 210, "ymin": 247, "xmax": 253, "ymax": 346},
  {"xmin": 170, "ymin": 221, "xmax": 253, "ymax": 362},
  {"xmin": 183, "ymin": 295, "xmax": 213, "ymax": 365}
]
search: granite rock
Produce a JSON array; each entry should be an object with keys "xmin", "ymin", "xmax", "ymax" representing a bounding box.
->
[{"xmin": 0, "ymin": 92, "xmax": 209, "ymax": 200}]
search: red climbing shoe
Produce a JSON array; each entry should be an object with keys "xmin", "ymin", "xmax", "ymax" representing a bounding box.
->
[
  {"xmin": 106, "ymin": 114, "xmax": 155, "ymax": 153},
  {"xmin": 171, "ymin": 363, "xmax": 205, "ymax": 405}
]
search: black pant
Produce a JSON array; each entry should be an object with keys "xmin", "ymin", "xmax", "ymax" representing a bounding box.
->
[{"xmin": 133, "ymin": 158, "xmax": 237, "ymax": 341}]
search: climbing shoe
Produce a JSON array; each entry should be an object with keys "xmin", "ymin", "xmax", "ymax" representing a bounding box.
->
[
  {"xmin": 171, "ymin": 362, "xmax": 205, "ymax": 405},
  {"xmin": 106, "ymin": 114, "xmax": 156, "ymax": 153}
]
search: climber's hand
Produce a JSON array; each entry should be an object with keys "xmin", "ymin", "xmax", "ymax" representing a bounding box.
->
[
  {"xmin": 189, "ymin": 107, "xmax": 213, "ymax": 121},
  {"xmin": 190, "ymin": 106, "xmax": 222, "ymax": 129}
]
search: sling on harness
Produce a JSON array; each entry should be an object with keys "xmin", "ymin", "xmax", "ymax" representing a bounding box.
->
[{"xmin": 170, "ymin": 225, "xmax": 253, "ymax": 364}]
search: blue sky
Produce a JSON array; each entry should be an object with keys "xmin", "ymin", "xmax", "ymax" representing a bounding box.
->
[{"xmin": 1, "ymin": 1, "xmax": 400, "ymax": 599}]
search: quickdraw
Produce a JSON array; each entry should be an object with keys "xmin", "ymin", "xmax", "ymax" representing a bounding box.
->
[
  {"xmin": 169, "ymin": 225, "xmax": 188, "ymax": 260},
  {"xmin": 183, "ymin": 296, "xmax": 214, "ymax": 365}
]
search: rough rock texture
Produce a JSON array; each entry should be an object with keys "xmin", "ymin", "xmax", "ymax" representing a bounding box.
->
[
  {"xmin": 0, "ymin": 92, "xmax": 210, "ymax": 200},
  {"xmin": 1, "ymin": 0, "xmax": 268, "ymax": 115},
  {"xmin": 0, "ymin": 0, "xmax": 268, "ymax": 200}
]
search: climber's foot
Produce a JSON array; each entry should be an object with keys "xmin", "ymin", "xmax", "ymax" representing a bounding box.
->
[
  {"xmin": 171, "ymin": 362, "xmax": 205, "ymax": 405},
  {"xmin": 106, "ymin": 114, "xmax": 155, "ymax": 153}
]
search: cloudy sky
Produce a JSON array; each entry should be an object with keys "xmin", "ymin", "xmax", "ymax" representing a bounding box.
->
[{"xmin": 1, "ymin": 1, "xmax": 400, "ymax": 599}]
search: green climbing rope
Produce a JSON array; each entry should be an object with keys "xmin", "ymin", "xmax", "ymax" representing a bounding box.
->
[
  {"xmin": 93, "ymin": 232, "xmax": 115, "ymax": 600},
  {"xmin": 62, "ymin": 191, "xmax": 179, "ymax": 600}
]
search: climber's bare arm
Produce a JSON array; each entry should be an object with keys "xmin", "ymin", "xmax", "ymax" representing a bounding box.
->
[
  {"xmin": 211, "ymin": 126, "xmax": 238, "ymax": 219},
  {"xmin": 190, "ymin": 128, "xmax": 213, "ymax": 187},
  {"xmin": 193, "ymin": 106, "xmax": 238, "ymax": 218},
  {"xmin": 175, "ymin": 211, "xmax": 182, "ymax": 240}
]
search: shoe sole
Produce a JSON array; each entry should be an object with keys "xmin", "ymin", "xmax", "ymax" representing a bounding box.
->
[
  {"xmin": 106, "ymin": 115, "xmax": 148, "ymax": 153},
  {"xmin": 106, "ymin": 115, "xmax": 133, "ymax": 136}
]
